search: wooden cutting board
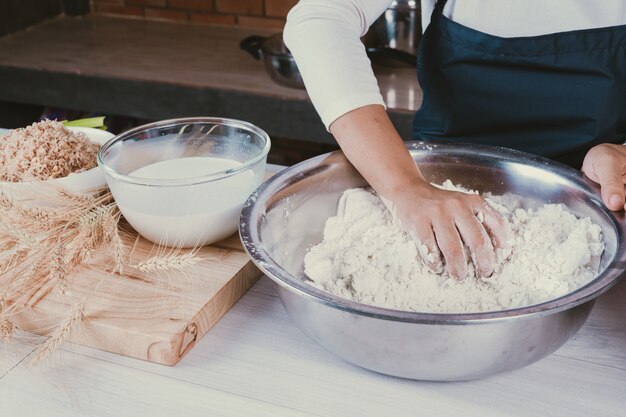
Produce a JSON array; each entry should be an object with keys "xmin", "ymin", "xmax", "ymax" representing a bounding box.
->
[{"xmin": 9, "ymin": 227, "xmax": 262, "ymax": 365}]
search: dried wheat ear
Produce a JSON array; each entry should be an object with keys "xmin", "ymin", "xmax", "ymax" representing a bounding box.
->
[{"xmin": 0, "ymin": 184, "xmax": 204, "ymax": 363}]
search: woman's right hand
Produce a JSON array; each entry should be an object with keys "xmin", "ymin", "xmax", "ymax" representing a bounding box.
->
[
  {"xmin": 384, "ymin": 181, "xmax": 512, "ymax": 280},
  {"xmin": 329, "ymin": 104, "xmax": 511, "ymax": 281},
  {"xmin": 285, "ymin": 0, "xmax": 512, "ymax": 279}
]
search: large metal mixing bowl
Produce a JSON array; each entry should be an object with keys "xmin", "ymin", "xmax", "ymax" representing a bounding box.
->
[{"xmin": 239, "ymin": 142, "xmax": 626, "ymax": 381}]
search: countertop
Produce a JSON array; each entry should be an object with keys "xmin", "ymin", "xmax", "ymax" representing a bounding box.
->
[
  {"xmin": 0, "ymin": 127, "xmax": 624, "ymax": 414},
  {"xmin": 1, "ymin": 275, "xmax": 625, "ymax": 417},
  {"xmin": 0, "ymin": 15, "xmax": 421, "ymax": 143}
]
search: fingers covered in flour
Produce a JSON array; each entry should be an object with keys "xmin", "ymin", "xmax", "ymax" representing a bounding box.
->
[
  {"xmin": 410, "ymin": 221, "xmax": 444, "ymax": 274},
  {"xmin": 432, "ymin": 217, "xmax": 467, "ymax": 280},
  {"xmin": 454, "ymin": 207, "xmax": 495, "ymax": 278},
  {"xmin": 383, "ymin": 194, "xmax": 444, "ymax": 274},
  {"xmin": 385, "ymin": 182, "xmax": 507, "ymax": 280},
  {"xmin": 473, "ymin": 199, "xmax": 512, "ymax": 250}
]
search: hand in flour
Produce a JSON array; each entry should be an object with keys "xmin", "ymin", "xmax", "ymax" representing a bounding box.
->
[
  {"xmin": 582, "ymin": 144, "xmax": 626, "ymax": 211},
  {"xmin": 329, "ymin": 105, "xmax": 511, "ymax": 281},
  {"xmin": 386, "ymin": 183, "xmax": 511, "ymax": 280}
]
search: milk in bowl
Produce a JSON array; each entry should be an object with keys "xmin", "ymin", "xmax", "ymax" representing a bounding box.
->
[{"xmin": 98, "ymin": 118, "xmax": 270, "ymax": 248}]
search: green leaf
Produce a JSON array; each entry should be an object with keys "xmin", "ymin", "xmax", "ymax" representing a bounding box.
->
[{"xmin": 62, "ymin": 117, "xmax": 107, "ymax": 130}]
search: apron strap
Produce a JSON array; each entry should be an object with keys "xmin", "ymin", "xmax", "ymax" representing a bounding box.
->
[{"xmin": 435, "ymin": 0, "xmax": 449, "ymax": 13}]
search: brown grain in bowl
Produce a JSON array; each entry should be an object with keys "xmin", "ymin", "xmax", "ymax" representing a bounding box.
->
[{"xmin": 0, "ymin": 120, "xmax": 100, "ymax": 182}]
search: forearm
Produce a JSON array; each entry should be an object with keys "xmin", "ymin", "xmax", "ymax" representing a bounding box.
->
[
  {"xmin": 284, "ymin": 1, "xmax": 418, "ymax": 193},
  {"xmin": 330, "ymin": 105, "xmax": 427, "ymax": 198}
]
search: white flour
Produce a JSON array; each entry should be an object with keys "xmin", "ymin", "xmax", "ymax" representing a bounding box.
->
[{"xmin": 303, "ymin": 182, "xmax": 605, "ymax": 313}]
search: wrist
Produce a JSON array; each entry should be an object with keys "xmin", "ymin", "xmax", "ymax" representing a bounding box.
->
[{"xmin": 383, "ymin": 171, "xmax": 432, "ymax": 201}]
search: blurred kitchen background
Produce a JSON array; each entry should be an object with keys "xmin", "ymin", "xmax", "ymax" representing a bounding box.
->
[{"xmin": 0, "ymin": 0, "xmax": 421, "ymax": 166}]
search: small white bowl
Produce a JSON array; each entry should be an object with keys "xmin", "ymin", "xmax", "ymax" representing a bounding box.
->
[{"xmin": 0, "ymin": 126, "xmax": 114, "ymax": 196}]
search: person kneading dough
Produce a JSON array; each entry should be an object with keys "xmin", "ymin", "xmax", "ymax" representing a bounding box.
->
[{"xmin": 284, "ymin": 0, "xmax": 626, "ymax": 279}]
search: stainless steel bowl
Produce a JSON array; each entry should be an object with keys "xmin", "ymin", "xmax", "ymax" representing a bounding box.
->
[
  {"xmin": 240, "ymin": 142, "xmax": 626, "ymax": 381},
  {"xmin": 363, "ymin": 0, "xmax": 421, "ymax": 67}
]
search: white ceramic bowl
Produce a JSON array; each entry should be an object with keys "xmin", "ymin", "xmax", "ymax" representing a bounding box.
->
[
  {"xmin": 98, "ymin": 117, "xmax": 271, "ymax": 248},
  {"xmin": 0, "ymin": 126, "xmax": 114, "ymax": 196}
]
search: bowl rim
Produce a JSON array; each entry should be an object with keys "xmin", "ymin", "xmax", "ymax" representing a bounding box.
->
[
  {"xmin": 240, "ymin": 141, "xmax": 626, "ymax": 324},
  {"xmin": 97, "ymin": 117, "xmax": 271, "ymax": 187}
]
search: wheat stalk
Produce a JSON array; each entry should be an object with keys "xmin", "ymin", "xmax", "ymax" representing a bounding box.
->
[
  {"xmin": 30, "ymin": 303, "xmax": 85, "ymax": 364},
  {"xmin": 0, "ymin": 195, "xmax": 70, "ymax": 225},
  {"xmin": 0, "ymin": 182, "xmax": 210, "ymax": 362},
  {"xmin": 108, "ymin": 226, "xmax": 125, "ymax": 274},
  {"xmin": 0, "ymin": 220, "xmax": 34, "ymax": 244},
  {"xmin": 49, "ymin": 244, "xmax": 70, "ymax": 296},
  {"xmin": 3, "ymin": 250, "xmax": 48, "ymax": 303},
  {"xmin": 133, "ymin": 252, "xmax": 202, "ymax": 273},
  {"xmin": 63, "ymin": 203, "xmax": 118, "ymax": 268},
  {"xmin": 0, "ymin": 247, "xmax": 30, "ymax": 277},
  {"xmin": 57, "ymin": 189, "xmax": 97, "ymax": 205},
  {"xmin": 0, "ymin": 311, "xmax": 16, "ymax": 344},
  {"xmin": 0, "ymin": 319, "xmax": 13, "ymax": 342},
  {"xmin": 101, "ymin": 207, "xmax": 125, "ymax": 274},
  {"xmin": 0, "ymin": 296, "xmax": 12, "ymax": 342}
]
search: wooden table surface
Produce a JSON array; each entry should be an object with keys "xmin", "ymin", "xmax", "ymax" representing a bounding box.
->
[
  {"xmin": 1, "ymin": 274, "xmax": 624, "ymax": 417},
  {"xmin": 0, "ymin": 16, "xmax": 420, "ymax": 143},
  {"xmin": 0, "ymin": 15, "xmax": 421, "ymax": 112},
  {"xmin": 0, "ymin": 144, "xmax": 623, "ymax": 416}
]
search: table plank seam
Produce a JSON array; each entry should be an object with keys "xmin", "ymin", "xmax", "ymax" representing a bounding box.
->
[
  {"xmin": 55, "ymin": 346, "xmax": 326, "ymax": 417},
  {"xmin": 552, "ymin": 352, "xmax": 626, "ymax": 372},
  {"xmin": 0, "ymin": 345, "xmax": 37, "ymax": 380}
]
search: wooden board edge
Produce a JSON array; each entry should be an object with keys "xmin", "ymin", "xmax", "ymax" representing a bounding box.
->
[{"xmin": 157, "ymin": 261, "xmax": 263, "ymax": 365}]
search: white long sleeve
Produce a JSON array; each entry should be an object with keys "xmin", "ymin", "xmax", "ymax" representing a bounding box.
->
[
  {"xmin": 283, "ymin": 0, "xmax": 391, "ymax": 130},
  {"xmin": 285, "ymin": 0, "xmax": 626, "ymax": 130}
]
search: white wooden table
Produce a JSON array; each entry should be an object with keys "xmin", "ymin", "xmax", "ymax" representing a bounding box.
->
[{"xmin": 1, "ymin": 276, "xmax": 625, "ymax": 417}]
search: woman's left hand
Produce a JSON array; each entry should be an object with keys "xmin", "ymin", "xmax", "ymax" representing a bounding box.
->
[{"xmin": 582, "ymin": 144, "xmax": 626, "ymax": 211}]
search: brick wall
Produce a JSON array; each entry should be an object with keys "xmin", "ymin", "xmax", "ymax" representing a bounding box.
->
[
  {"xmin": 91, "ymin": 0, "xmax": 298, "ymax": 29},
  {"xmin": 1, "ymin": 0, "xmax": 62, "ymax": 37}
]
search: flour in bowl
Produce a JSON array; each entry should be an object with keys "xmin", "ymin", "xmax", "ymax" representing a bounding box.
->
[{"xmin": 303, "ymin": 182, "xmax": 605, "ymax": 313}]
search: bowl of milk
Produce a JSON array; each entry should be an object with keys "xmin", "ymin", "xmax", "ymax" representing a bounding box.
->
[{"xmin": 97, "ymin": 117, "xmax": 271, "ymax": 248}]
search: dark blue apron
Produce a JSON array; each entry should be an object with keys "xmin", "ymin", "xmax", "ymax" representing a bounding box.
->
[{"xmin": 412, "ymin": 0, "xmax": 626, "ymax": 165}]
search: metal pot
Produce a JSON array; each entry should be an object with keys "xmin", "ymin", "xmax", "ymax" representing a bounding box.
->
[
  {"xmin": 240, "ymin": 142, "xmax": 626, "ymax": 381},
  {"xmin": 363, "ymin": 0, "xmax": 422, "ymax": 67},
  {"xmin": 240, "ymin": 34, "xmax": 305, "ymax": 89}
]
